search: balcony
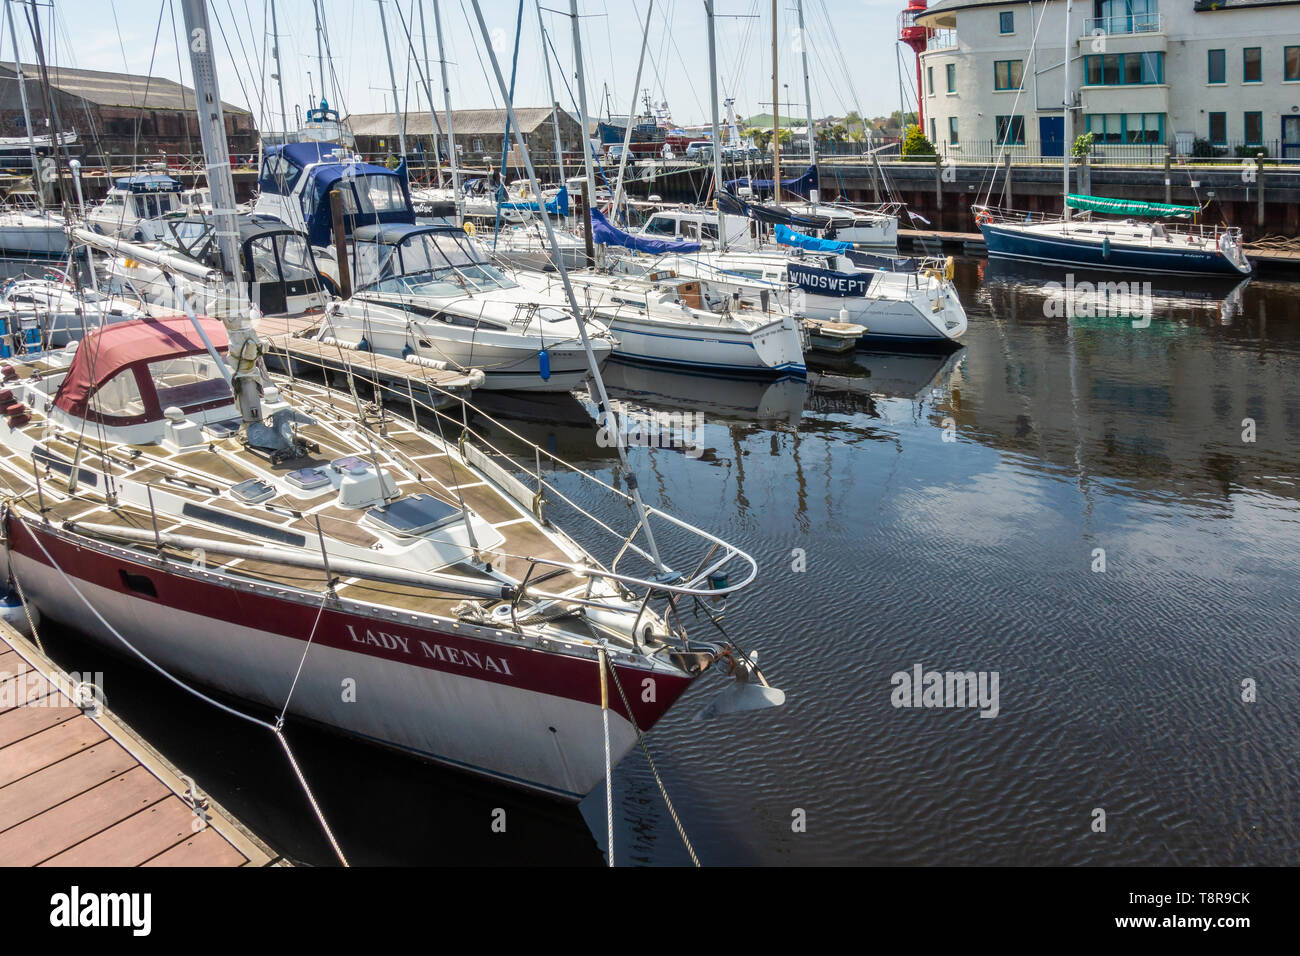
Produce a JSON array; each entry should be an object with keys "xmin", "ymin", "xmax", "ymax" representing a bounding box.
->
[
  {"xmin": 926, "ymin": 30, "xmax": 957, "ymax": 53},
  {"xmin": 1083, "ymin": 13, "xmax": 1163, "ymax": 35}
]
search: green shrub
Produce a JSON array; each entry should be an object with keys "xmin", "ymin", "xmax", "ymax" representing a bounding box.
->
[{"xmin": 901, "ymin": 124, "xmax": 938, "ymax": 158}]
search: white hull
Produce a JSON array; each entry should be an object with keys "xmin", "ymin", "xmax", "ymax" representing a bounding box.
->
[
  {"xmin": 0, "ymin": 220, "xmax": 67, "ymax": 256},
  {"xmin": 3, "ymin": 549, "xmax": 638, "ymax": 799},
  {"xmin": 607, "ymin": 312, "xmax": 805, "ymax": 375}
]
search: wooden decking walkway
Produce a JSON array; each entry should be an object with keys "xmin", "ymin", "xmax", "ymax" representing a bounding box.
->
[{"xmin": 0, "ymin": 622, "xmax": 280, "ymax": 867}]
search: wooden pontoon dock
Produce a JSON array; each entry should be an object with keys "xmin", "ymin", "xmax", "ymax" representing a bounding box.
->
[{"xmin": 0, "ymin": 621, "xmax": 280, "ymax": 867}]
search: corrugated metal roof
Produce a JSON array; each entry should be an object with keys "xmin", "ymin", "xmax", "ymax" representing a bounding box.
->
[
  {"xmin": 347, "ymin": 106, "xmax": 574, "ymax": 137},
  {"xmin": 0, "ymin": 63, "xmax": 249, "ymax": 113}
]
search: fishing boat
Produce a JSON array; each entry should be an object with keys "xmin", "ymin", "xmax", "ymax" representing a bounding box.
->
[
  {"xmin": 974, "ymin": 195, "xmax": 1252, "ymax": 276},
  {"xmin": 313, "ymin": 221, "xmax": 612, "ymax": 391}
]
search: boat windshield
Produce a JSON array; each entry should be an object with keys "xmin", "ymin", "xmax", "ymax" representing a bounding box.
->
[
  {"xmin": 362, "ymin": 230, "xmax": 517, "ymax": 295},
  {"xmin": 149, "ymin": 354, "xmax": 232, "ymax": 410}
]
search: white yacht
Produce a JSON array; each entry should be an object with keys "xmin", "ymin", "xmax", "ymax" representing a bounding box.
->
[
  {"xmin": 1, "ymin": 274, "xmax": 146, "ymax": 351},
  {"xmin": 0, "ymin": 204, "xmax": 67, "ymax": 257},
  {"xmin": 85, "ymin": 171, "xmax": 186, "ymax": 241},
  {"xmin": 318, "ymin": 222, "xmax": 612, "ymax": 391}
]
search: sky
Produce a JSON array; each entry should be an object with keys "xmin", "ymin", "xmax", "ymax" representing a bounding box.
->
[{"xmin": 27, "ymin": 0, "xmax": 916, "ymax": 131}]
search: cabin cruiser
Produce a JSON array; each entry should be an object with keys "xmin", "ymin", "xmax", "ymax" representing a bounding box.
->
[
  {"xmin": 252, "ymin": 141, "xmax": 415, "ymax": 284},
  {"xmin": 0, "ymin": 312, "xmax": 774, "ymax": 800},
  {"xmin": 515, "ymin": 260, "xmax": 806, "ymax": 377},
  {"xmin": 474, "ymin": 219, "xmax": 588, "ymax": 273},
  {"xmin": 974, "ymin": 196, "xmax": 1252, "ymax": 276},
  {"xmin": 319, "ymin": 222, "xmax": 612, "ymax": 391},
  {"xmin": 85, "ymin": 171, "xmax": 186, "ymax": 241},
  {"xmin": 777, "ymin": 201, "xmax": 901, "ymax": 250},
  {"xmin": 83, "ymin": 214, "xmax": 329, "ymax": 319},
  {"xmin": 1, "ymin": 273, "xmax": 147, "ymax": 351}
]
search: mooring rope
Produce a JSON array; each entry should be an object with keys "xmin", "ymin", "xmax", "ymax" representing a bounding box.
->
[{"xmin": 604, "ymin": 653, "xmax": 700, "ymax": 867}]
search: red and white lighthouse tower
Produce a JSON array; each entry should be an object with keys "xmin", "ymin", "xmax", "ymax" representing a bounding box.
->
[{"xmin": 898, "ymin": 1, "xmax": 935, "ymax": 129}]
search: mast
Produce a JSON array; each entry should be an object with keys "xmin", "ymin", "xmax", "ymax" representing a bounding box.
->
[
  {"xmin": 415, "ymin": 1, "xmax": 442, "ymax": 182},
  {"xmin": 377, "ymin": 0, "xmax": 407, "ymax": 158},
  {"xmin": 25, "ymin": 0, "xmax": 74, "ymax": 224},
  {"xmin": 610, "ymin": 0, "xmax": 653, "ymax": 222},
  {"xmin": 4, "ymin": 0, "xmax": 41, "ymax": 206},
  {"xmin": 313, "ymin": 0, "xmax": 326, "ymax": 105},
  {"xmin": 770, "ymin": 0, "xmax": 781, "ymax": 205},
  {"xmin": 431, "ymin": 0, "xmax": 460, "ymax": 222},
  {"xmin": 1062, "ymin": 0, "xmax": 1072, "ymax": 220},
  {"xmin": 569, "ymin": 0, "xmax": 598, "ymax": 226},
  {"xmin": 797, "ymin": 0, "xmax": 816, "ymax": 205},
  {"xmin": 269, "ymin": 0, "xmax": 288, "ymax": 134},
  {"xmin": 179, "ymin": 0, "xmax": 267, "ymax": 431},
  {"xmin": 706, "ymin": 0, "xmax": 727, "ymax": 250},
  {"xmin": 468, "ymin": 0, "xmax": 665, "ymax": 573},
  {"xmin": 534, "ymin": 0, "xmax": 564, "ymax": 180}
]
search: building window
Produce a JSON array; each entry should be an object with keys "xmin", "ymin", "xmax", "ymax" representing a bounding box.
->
[
  {"xmin": 1208, "ymin": 112, "xmax": 1226, "ymax": 145},
  {"xmin": 946, "ymin": 63, "xmax": 956, "ymax": 92},
  {"xmin": 995, "ymin": 115, "xmax": 1025, "ymax": 145},
  {"xmin": 1285, "ymin": 46, "xmax": 1299, "ymax": 81},
  {"xmin": 994, "ymin": 59, "xmax": 1023, "ymax": 90},
  {"xmin": 1085, "ymin": 112, "xmax": 1164, "ymax": 144},
  {"xmin": 930, "ymin": 118, "xmax": 937, "ymax": 143},
  {"xmin": 927, "ymin": 65, "xmax": 934, "ymax": 95},
  {"xmin": 1207, "ymin": 49, "xmax": 1225, "ymax": 84},
  {"xmin": 1244, "ymin": 111, "xmax": 1262, "ymax": 144},
  {"xmin": 472, "ymin": 137, "xmax": 483, "ymax": 152},
  {"xmin": 1094, "ymin": 0, "xmax": 1160, "ymax": 34},
  {"xmin": 1084, "ymin": 51, "xmax": 1163, "ymax": 85},
  {"xmin": 1243, "ymin": 47, "xmax": 1261, "ymax": 83},
  {"xmin": 999, "ymin": 11, "xmax": 1014, "ymax": 33},
  {"xmin": 948, "ymin": 116, "xmax": 959, "ymax": 144}
]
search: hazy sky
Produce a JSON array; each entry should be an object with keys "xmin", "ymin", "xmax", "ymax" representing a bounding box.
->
[{"xmin": 27, "ymin": 0, "xmax": 912, "ymax": 130}]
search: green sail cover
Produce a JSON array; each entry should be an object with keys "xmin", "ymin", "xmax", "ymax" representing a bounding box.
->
[{"xmin": 1065, "ymin": 194, "xmax": 1199, "ymax": 219}]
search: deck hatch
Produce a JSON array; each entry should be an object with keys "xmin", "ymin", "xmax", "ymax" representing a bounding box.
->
[{"xmin": 365, "ymin": 494, "xmax": 462, "ymax": 536}]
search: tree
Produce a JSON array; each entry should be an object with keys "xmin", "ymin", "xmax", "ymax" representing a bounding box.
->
[
  {"xmin": 900, "ymin": 123, "xmax": 937, "ymax": 158},
  {"xmin": 1070, "ymin": 132, "xmax": 1095, "ymax": 159},
  {"xmin": 746, "ymin": 126, "xmax": 772, "ymax": 151}
]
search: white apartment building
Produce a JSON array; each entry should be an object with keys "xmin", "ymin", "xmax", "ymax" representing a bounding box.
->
[{"xmin": 916, "ymin": 0, "xmax": 1300, "ymax": 160}]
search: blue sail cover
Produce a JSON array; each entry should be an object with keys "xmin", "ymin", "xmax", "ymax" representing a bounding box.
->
[
  {"xmin": 590, "ymin": 208, "xmax": 700, "ymax": 253},
  {"xmin": 498, "ymin": 186, "xmax": 570, "ymax": 217},
  {"xmin": 726, "ymin": 165, "xmax": 817, "ymax": 199},
  {"xmin": 776, "ymin": 223, "xmax": 850, "ymax": 253}
]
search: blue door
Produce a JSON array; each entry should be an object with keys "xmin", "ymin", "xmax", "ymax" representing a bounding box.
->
[
  {"xmin": 1283, "ymin": 117, "xmax": 1300, "ymax": 159},
  {"xmin": 1040, "ymin": 116, "xmax": 1065, "ymax": 157}
]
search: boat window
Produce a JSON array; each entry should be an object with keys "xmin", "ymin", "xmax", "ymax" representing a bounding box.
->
[
  {"xmin": 643, "ymin": 216, "xmax": 677, "ymax": 237},
  {"xmin": 277, "ymin": 234, "xmax": 317, "ymax": 280},
  {"xmin": 362, "ymin": 176, "xmax": 408, "ymax": 215},
  {"xmin": 699, "ymin": 222, "xmax": 719, "ymax": 240},
  {"xmin": 262, "ymin": 153, "xmax": 303, "ymax": 192},
  {"xmin": 231, "ymin": 478, "xmax": 276, "ymax": 503},
  {"xmin": 150, "ymin": 354, "xmax": 232, "ymax": 410},
  {"xmin": 247, "ymin": 236, "xmax": 280, "ymax": 283},
  {"xmin": 396, "ymin": 232, "xmax": 482, "ymax": 273},
  {"xmin": 90, "ymin": 368, "xmax": 146, "ymax": 418}
]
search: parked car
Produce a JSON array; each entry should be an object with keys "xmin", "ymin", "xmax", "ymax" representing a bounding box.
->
[{"xmin": 685, "ymin": 141, "xmax": 713, "ymax": 161}]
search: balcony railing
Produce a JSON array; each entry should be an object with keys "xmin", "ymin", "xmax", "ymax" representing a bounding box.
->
[
  {"xmin": 1083, "ymin": 13, "xmax": 1163, "ymax": 35},
  {"xmin": 927, "ymin": 30, "xmax": 957, "ymax": 52}
]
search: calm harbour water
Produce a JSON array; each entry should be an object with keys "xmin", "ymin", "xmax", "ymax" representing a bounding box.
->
[{"xmin": 20, "ymin": 255, "xmax": 1300, "ymax": 866}]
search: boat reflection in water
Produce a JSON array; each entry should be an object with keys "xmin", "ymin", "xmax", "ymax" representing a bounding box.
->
[
  {"xmin": 979, "ymin": 257, "xmax": 1252, "ymax": 327},
  {"xmin": 808, "ymin": 349, "xmax": 965, "ymax": 415},
  {"xmin": 597, "ymin": 362, "xmax": 807, "ymax": 430}
]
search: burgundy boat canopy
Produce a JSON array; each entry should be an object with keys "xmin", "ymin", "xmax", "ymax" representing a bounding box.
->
[{"xmin": 54, "ymin": 316, "xmax": 231, "ymax": 424}]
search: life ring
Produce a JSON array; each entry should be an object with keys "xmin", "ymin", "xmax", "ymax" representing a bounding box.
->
[
  {"xmin": 975, "ymin": 209, "xmax": 993, "ymax": 227},
  {"xmin": 463, "ymin": 220, "xmax": 477, "ymax": 236}
]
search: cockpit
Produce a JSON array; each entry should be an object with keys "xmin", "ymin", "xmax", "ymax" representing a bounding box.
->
[{"xmin": 351, "ymin": 224, "xmax": 518, "ymax": 297}]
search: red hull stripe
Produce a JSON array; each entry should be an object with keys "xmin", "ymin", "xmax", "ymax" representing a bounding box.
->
[{"xmin": 7, "ymin": 517, "xmax": 690, "ymax": 727}]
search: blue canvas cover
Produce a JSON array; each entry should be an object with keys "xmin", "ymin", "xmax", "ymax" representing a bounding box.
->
[
  {"xmin": 776, "ymin": 223, "xmax": 851, "ymax": 253},
  {"xmin": 590, "ymin": 208, "xmax": 700, "ymax": 254},
  {"xmin": 113, "ymin": 173, "xmax": 183, "ymax": 194},
  {"xmin": 726, "ymin": 165, "xmax": 817, "ymax": 199},
  {"xmin": 498, "ymin": 185, "xmax": 570, "ymax": 217}
]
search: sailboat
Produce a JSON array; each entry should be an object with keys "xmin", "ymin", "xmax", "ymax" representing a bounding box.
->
[
  {"xmin": 0, "ymin": 0, "xmax": 781, "ymax": 804},
  {"xmin": 972, "ymin": 0, "xmax": 1250, "ymax": 277}
]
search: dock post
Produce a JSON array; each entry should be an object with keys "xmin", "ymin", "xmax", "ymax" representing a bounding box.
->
[
  {"xmin": 1003, "ymin": 151, "xmax": 1013, "ymax": 209},
  {"xmin": 329, "ymin": 190, "xmax": 353, "ymax": 299},
  {"xmin": 1256, "ymin": 153, "xmax": 1266, "ymax": 229},
  {"xmin": 869, "ymin": 153, "xmax": 880, "ymax": 203},
  {"xmin": 934, "ymin": 155, "xmax": 943, "ymax": 227},
  {"xmin": 1164, "ymin": 150, "xmax": 1171, "ymax": 205},
  {"xmin": 581, "ymin": 179, "xmax": 595, "ymax": 268}
]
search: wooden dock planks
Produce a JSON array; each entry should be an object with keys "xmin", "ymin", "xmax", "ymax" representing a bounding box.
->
[{"xmin": 0, "ymin": 624, "xmax": 279, "ymax": 867}]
